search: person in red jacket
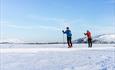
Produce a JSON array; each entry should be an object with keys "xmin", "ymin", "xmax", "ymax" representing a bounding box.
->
[{"xmin": 84, "ymin": 30, "xmax": 92, "ymax": 48}]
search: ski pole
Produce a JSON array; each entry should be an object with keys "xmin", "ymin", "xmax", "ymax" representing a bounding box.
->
[{"xmin": 63, "ymin": 33, "xmax": 65, "ymax": 47}]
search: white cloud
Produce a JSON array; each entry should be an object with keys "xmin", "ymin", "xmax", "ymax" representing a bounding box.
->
[
  {"xmin": 1, "ymin": 22, "xmax": 33, "ymax": 29},
  {"xmin": 7, "ymin": 24, "xmax": 33, "ymax": 29},
  {"xmin": 27, "ymin": 15, "xmax": 65, "ymax": 22},
  {"xmin": 39, "ymin": 25, "xmax": 60, "ymax": 31},
  {"xmin": 0, "ymin": 21, "xmax": 61, "ymax": 31},
  {"xmin": 27, "ymin": 15, "xmax": 78, "ymax": 30}
]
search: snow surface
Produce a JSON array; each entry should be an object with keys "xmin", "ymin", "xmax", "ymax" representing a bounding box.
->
[
  {"xmin": 0, "ymin": 44, "xmax": 115, "ymax": 70},
  {"xmin": 0, "ymin": 44, "xmax": 115, "ymax": 48}
]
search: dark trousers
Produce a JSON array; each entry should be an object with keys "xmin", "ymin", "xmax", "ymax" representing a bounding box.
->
[
  {"xmin": 88, "ymin": 38, "xmax": 92, "ymax": 48},
  {"xmin": 67, "ymin": 37, "xmax": 72, "ymax": 47}
]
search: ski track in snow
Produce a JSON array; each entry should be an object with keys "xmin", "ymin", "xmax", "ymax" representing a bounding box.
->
[{"xmin": 0, "ymin": 44, "xmax": 115, "ymax": 70}]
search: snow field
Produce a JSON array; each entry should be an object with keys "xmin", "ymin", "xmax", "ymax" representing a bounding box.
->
[{"xmin": 0, "ymin": 44, "xmax": 115, "ymax": 70}]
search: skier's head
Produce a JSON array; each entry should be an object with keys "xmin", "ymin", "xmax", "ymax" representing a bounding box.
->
[
  {"xmin": 87, "ymin": 30, "xmax": 89, "ymax": 32},
  {"xmin": 66, "ymin": 27, "xmax": 69, "ymax": 30}
]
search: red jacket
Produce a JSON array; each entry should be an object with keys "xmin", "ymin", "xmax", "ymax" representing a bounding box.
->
[{"xmin": 86, "ymin": 32, "xmax": 91, "ymax": 39}]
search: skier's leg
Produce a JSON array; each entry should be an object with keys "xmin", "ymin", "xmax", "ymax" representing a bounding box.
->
[
  {"xmin": 89, "ymin": 40, "xmax": 91, "ymax": 47},
  {"xmin": 91, "ymin": 42, "xmax": 92, "ymax": 47},
  {"xmin": 67, "ymin": 37, "xmax": 69, "ymax": 47},
  {"xmin": 90, "ymin": 39, "xmax": 92, "ymax": 47},
  {"xmin": 88, "ymin": 39, "xmax": 90, "ymax": 48},
  {"xmin": 67, "ymin": 41, "xmax": 71, "ymax": 48},
  {"xmin": 69, "ymin": 37, "xmax": 71, "ymax": 48},
  {"xmin": 69, "ymin": 37, "xmax": 72, "ymax": 47},
  {"xmin": 67, "ymin": 37, "xmax": 71, "ymax": 48},
  {"xmin": 68, "ymin": 41, "xmax": 72, "ymax": 48},
  {"xmin": 89, "ymin": 38, "xmax": 92, "ymax": 47},
  {"xmin": 68, "ymin": 40, "xmax": 72, "ymax": 48},
  {"xmin": 70, "ymin": 41, "xmax": 72, "ymax": 47},
  {"xmin": 88, "ymin": 39, "xmax": 91, "ymax": 47}
]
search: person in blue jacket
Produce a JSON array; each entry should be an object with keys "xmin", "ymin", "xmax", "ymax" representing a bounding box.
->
[{"xmin": 62, "ymin": 27, "xmax": 72, "ymax": 48}]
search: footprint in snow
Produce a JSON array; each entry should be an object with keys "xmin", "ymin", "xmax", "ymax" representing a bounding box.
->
[{"xmin": 88, "ymin": 57, "xmax": 91, "ymax": 59}]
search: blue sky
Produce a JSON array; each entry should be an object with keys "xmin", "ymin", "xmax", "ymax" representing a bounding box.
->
[{"xmin": 0, "ymin": 0, "xmax": 115, "ymax": 42}]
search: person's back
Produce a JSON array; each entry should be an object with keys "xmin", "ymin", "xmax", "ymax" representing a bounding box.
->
[
  {"xmin": 64, "ymin": 29, "xmax": 72, "ymax": 37},
  {"xmin": 86, "ymin": 31, "xmax": 91, "ymax": 39}
]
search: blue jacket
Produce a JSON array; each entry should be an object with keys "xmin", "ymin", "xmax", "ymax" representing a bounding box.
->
[{"xmin": 63, "ymin": 30, "xmax": 72, "ymax": 37}]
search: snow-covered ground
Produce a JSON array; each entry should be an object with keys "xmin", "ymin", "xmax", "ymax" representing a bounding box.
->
[
  {"xmin": 0, "ymin": 44, "xmax": 115, "ymax": 48},
  {"xmin": 0, "ymin": 44, "xmax": 115, "ymax": 70}
]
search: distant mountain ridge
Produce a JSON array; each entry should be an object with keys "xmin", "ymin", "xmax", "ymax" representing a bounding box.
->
[
  {"xmin": 74, "ymin": 34, "xmax": 115, "ymax": 44},
  {"xmin": 0, "ymin": 34, "xmax": 115, "ymax": 44}
]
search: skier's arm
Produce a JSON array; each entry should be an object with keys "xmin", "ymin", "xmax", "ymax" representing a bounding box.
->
[
  {"xmin": 62, "ymin": 30, "xmax": 66, "ymax": 34},
  {"xmin": 84, "ymin": 33, "xmax": 86, "ymax": 35}
]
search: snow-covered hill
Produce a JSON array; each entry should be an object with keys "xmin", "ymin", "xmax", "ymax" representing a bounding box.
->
[
  {"xmin": 0, "ymin": 38, "xmax": 26, "ymax": 44},
  {"xmin": 0, "ymin": 34, "xmax": 115, "ymax": 44},
  {"xmin": 74, "ymin": 34, "xmax": 115, "ymax": 44}
]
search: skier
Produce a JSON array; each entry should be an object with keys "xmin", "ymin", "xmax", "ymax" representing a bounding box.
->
[
  {"xmin": 84, "ymin": 30, "xmax": 92, "ymax": 48},
  {"xmin": 62, "ymin": 27, "xmax": 72, "ymax": 48}
]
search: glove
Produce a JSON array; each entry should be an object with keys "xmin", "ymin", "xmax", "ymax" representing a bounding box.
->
[
  {"xmin": 84, "ymin": 33, "xmax": 86, "ymax": 35},
  {"xmin": 62, "ymin": 30, "xmax": 64, "ymax": 32}
]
